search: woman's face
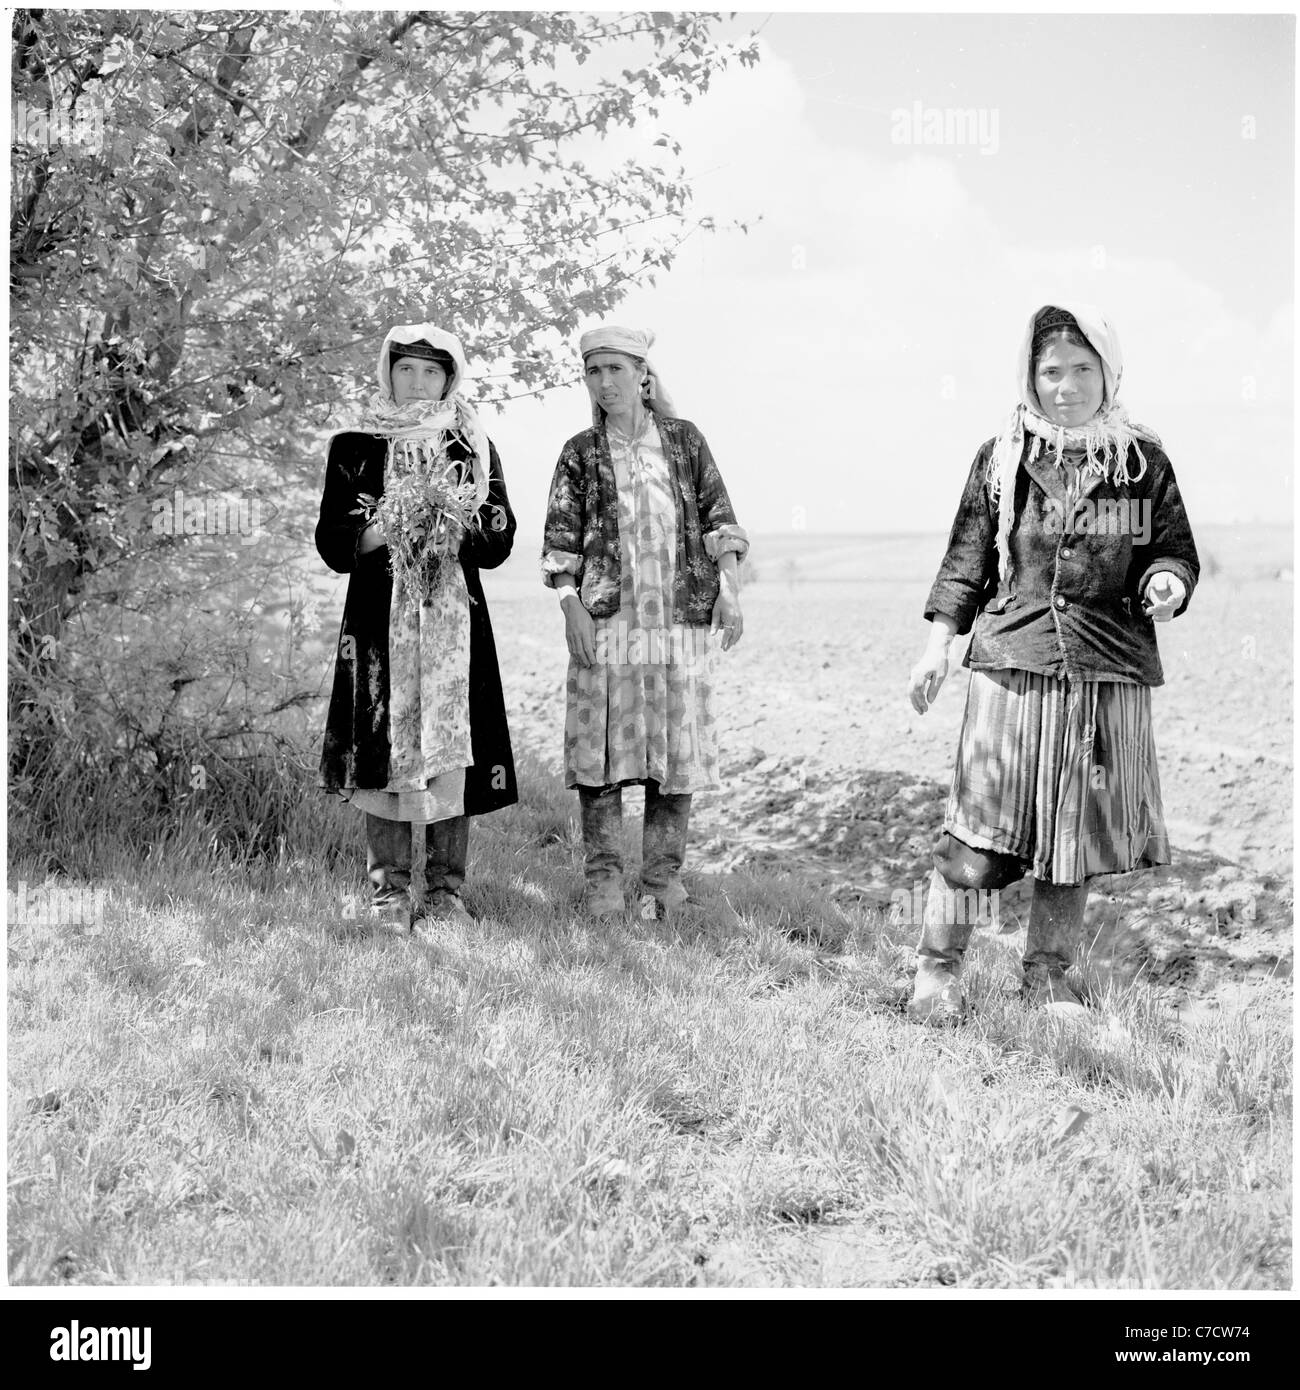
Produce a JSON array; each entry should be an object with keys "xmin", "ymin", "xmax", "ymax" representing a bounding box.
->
[
  {"xmin": 1033, "ymin": 335, "xmax": 1104, "ymax": 426},
  {"xmin": 584, "ymin": 351, "xmax": 647, "ymax": 418},
  {"xmin": 390, "ymin": 355, "xmax": 449, "ymax": 405}
]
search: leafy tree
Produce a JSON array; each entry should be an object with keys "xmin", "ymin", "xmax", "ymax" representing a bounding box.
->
[{"xmin": 9, "ymin": 8, "xmax": 757, "ymax": 855}]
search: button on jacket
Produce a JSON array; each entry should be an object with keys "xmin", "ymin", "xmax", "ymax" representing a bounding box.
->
[{"xmin": 925, "ymin": 437, "xmax": 1200, "ymax": 686}]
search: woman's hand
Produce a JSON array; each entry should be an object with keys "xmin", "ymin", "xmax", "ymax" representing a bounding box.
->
[
  {"xmin": 440, "ymin": 516, "xmax": 466, "ymax": 556},
  {"xmin": 357, "ymin": 521, "xmax": 386, "ymax": 555},
  {"xmin": 711, "ymin": 589, "xmax": 744, "ymax": 651},
  {"xmin": 1142, "ymin": 571, "xmax": 1187, "ymax": 622},
  {"xmin": 561, "ymin": 590, "xmax": 597, "ymax": 668},
  {"xmin": 711, "ymin": 555, "xmax": 744, "ymax": 651},
  {"xmin": 909, "ymin": 618, "xmax": 957, "ymax": 715}
]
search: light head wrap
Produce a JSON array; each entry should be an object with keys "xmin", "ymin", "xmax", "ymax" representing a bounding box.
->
[
  {"xmin": 579, "ymin": 325, "xmax": 653, "ymax": 362},
  {"xmin": 1017, "ymin": 302, "xmax": 1122, "ymax": 414},
  {"xmin": 578, "ymin": 324, "xmax": 676, "ymax": 424},
  {"xmin": 378, "ymin": 323, "xmax": 467, "ymax": 404},
  {"xmin": 987, "ymin": 301, "xmax": 1159, "ymax": 587}
]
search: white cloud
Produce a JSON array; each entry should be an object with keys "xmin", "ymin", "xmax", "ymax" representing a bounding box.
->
[{"xmin": 484, "ymin": 32, "xmax": 1291, "ymax": 546}]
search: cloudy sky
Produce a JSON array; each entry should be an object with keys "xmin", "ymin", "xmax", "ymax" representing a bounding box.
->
[{"xmin": 480, "ymin": 10, "xmax": 1294, "ymax": 541}]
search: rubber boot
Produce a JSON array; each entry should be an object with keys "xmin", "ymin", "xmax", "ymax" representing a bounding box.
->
[
  {"xmin": 640, "ymin": 781, "xmax": 692, "ymax": 919},
  {"xmin": 906, "ymin": 868, "xmax": 975, "ymax": 1024},
  {"xmin": 415, "ymin": 815, "xmax": 475, "ymax": 936},
  {"xmin": 364, "ymin": 813, "xmax": 413, "ymax": 933},
  {"xmin": 578, "ymin": 784, "xmax": 625, "ymax": 917},
  {"xmin": 1022, "ymin": 877, "xmax": 1089, "ymax": 1006}
]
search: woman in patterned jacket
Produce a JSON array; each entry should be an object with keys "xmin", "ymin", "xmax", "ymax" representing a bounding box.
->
[
  {"xmin": 542, "ymin": 325, "xmax": 748, "ymax": 920},
  {"xmin": 906, "ymin": 303, "xmax": 1199, "ymax": 1022}
]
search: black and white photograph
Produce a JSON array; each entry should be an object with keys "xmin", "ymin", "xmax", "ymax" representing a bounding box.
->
[{"xmin": 6, "ymin": 3, "xmax": 1293, "ymax": 1323}]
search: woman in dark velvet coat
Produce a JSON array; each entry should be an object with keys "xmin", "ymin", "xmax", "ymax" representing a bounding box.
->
[
  {"xmin": 317, "ymin": 324, "xmax": 517, "ymax": 934},
  {"xmin": 905, "ymin": 303, "xmax": 1198, "ymax": 1024}
]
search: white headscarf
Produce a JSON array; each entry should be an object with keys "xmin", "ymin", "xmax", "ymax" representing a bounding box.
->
[
  {"xmin": 345, "ymin": 323, "xmax": 491, "ymax": 513},
  {"xmin": 987, "ymin": 302, "xmax": 1159, "ymax": 586},
  {"xmin": 579, "ymin": 324, "xmax": 676, "ymax": 424},
  {"xmin": 1012, "ymin": 301, "xmax": 1124, "ymax": 413}
]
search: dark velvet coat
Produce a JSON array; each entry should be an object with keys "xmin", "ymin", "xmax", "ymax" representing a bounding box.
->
[
  {"xmin": 316, "ymin": 430, "xmax": 518, "ymax": 815},
  {"xmin": 925, "ymin": 436, "xmax": 1200, "ymax": 686}
]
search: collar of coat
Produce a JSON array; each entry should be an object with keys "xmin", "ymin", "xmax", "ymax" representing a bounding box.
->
[
  {"xmin": 1021, "ymin": 447, "xmax": 1109, "ymax": 510},
  {"xmin": 574, "ymin": 414, "xmax": 693, "ymax": 447}
]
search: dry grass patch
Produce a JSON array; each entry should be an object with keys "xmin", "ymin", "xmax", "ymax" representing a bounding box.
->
[{"xmin": 8, "ymin": 758, "xmax": 1291, "ymax": 1288}]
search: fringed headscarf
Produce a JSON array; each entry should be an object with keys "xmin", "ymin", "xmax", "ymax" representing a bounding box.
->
[
  {"xmin": 345, "ymin": 323, "xmax": 492, "ymax": 516},
  {"xmin": 579, "ymin": 324, "xmax": 677, "ymax": 425},
  {"xmin": 988, "ymin": 302, "xmax": 1161, "ymax": 586}
]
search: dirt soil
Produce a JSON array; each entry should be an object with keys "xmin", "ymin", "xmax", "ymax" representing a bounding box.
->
[{"xmin": 483, "ymin": 529, "xmax": 1293, "ymax": 1019}]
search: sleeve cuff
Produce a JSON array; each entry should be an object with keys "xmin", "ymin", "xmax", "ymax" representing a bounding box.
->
[
  {"xmin": 541, "ymin": 549, "xmax": 583, "ymax": 588},
  {"xmin": 923, "ymin": 603, "xmax": 974, "ymax": 637},
  {"xmin": 704, "ymin": 525, "xmax": 749, "ymax": 561}
]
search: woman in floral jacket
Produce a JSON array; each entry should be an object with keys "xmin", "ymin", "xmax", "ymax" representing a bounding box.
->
[
  {"xmin": 906, "ymin": 303, "xmax": 1199, "ymax": 1022},
  {"xmin": 542, "ymin": 325, "xmax": 748, "ymax": 919}
]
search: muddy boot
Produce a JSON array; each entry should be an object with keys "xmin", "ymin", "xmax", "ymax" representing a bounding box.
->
[
  {"xmin": 1022, "ymin": 878, "xmax": 1089, "ymax": 1006},
  {"xmin": 640, "ymin": 781, "xmax": 692, "ymax": 919},
  {"xmin": 425, "ymin": 814, "xmax": 469, "ymax": 896},
  {"xmin": 579, "ymin": 784, "xmax": 625, "ymax": 918},
  {"xmin": 415, "ymin": 815, "xmax": 475, "ymax": 937},
  {"xmin": 906, "ymin": 869, "xmax": 975, "ymax": 1024},
  {"xmin": 365, "ymin": 813, "xmax": 414, "ymax": 933}
]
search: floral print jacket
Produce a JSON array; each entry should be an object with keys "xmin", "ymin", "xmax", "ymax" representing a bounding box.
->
[{"xmin": 541, "ymin": 415, "xmax": 748, "ymax": 624}]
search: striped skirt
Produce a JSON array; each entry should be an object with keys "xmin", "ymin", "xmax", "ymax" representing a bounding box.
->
[{"xmin": 945, "ymin": 668, "xmax": 1170, "ymax": 884}]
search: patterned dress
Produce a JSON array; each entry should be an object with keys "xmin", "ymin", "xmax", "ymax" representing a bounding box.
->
[
  {"xmin": 343, "ymin": 560, "xmax": 472, "ymax": 825},
  {"xmin": 945, "ymin": 669, "xmax": 1170, "ymax": 884},
  {"xmin": 564, "ymin": 415, "xmax": 719, "ymax": 793}
]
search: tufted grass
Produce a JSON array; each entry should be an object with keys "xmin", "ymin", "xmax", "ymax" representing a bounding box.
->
[{"xmin": 7, "ymin": 754, "xmax": 1291, "ymax": 1289}]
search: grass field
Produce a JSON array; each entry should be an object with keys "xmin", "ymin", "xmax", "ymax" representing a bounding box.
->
[
  {"xmin": 8, "ymin": 750, "xmax": 1290, "ymax": 1289},
  {"xmin": 9, "ymin": 525, "xmax": 1291, "ymax": 1288}
]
